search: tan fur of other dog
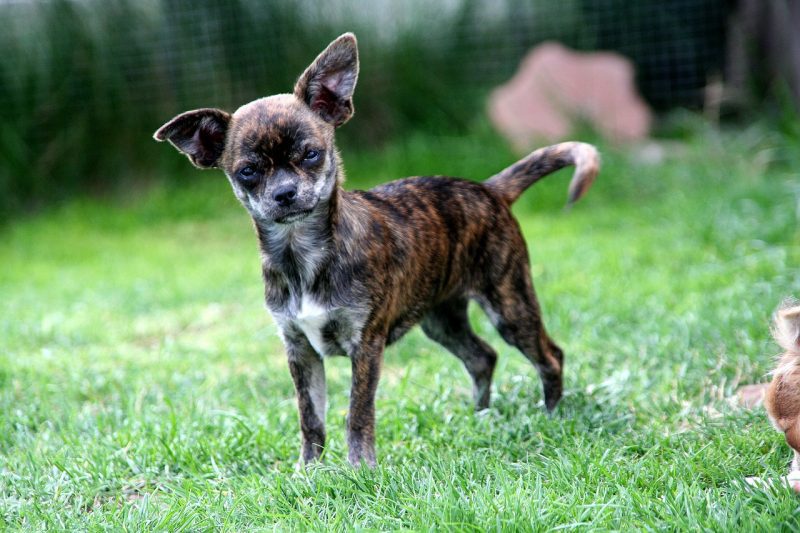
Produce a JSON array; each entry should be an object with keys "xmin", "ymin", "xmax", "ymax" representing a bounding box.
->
[{"xmin": 765, "ymin": 300, "xmax": 800, "ymax": 471}]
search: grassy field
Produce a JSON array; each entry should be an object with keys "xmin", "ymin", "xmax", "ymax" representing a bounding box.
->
[{"xmin": 1, "ymin": 122, "xmax": 800, "ymax": 530}]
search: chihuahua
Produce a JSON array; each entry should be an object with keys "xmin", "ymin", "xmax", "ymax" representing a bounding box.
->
[
  {"xmin": 765, "ymin": 300, "xmax": 800, "ymax": 472},
  {"xmin": 154, "ymin": 33, "xmax": 600, "ymax": 467}
]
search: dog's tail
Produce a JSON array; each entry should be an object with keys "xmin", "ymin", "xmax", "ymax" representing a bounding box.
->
[
  {"xmin": 773, "ymin": 299, "xmax": 800, "ymax": 376},
  {"xmin": 485, "ymin": 142, "xmax": 600, "ymax": 205}
]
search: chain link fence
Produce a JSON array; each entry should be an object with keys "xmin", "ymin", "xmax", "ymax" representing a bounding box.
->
[{"xmin": 0, "ymin": 0, "xmax": 742, "ymax": 215}]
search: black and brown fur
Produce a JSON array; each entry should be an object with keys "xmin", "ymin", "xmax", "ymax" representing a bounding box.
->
[
  {"xmin": 765, "ymin": 300, "xmax": 800, "ymax": 471},
  {"xmin": 154, "ymin": 33, "xmax": 600, "ymax": 467}
]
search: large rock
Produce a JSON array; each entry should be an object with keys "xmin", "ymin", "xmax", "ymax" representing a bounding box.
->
[{"xmin": 488, "ymin": 42, "xmax": 652, "ymax": 150}]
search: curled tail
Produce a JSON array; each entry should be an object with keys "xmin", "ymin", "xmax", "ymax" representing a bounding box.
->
[
  {"xmin": 774, "ymin": 300, "xmax": 800, "ymax": 375},
  {"xmin": 485, "ymin": 141, "xmax": 600, "ymax": 205}
]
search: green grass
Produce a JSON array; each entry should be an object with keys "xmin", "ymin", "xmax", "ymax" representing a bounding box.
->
[{"xmin": 2, "ymin": 123, "xmax": 800, "ymax": 530}]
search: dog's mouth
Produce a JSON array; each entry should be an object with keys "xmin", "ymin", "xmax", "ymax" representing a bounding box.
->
[{"xmin": 275, "ymin": 209, "xmax": 314, "ymax": 224}]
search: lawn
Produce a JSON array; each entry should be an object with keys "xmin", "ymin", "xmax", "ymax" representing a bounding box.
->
[{"xmin": 1, "ymin": 122, "xmax": 800, "ymax": 530}]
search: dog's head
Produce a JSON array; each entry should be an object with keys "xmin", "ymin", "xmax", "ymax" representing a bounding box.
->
[{"xmin": 154, "ymin": 33, "xmax": 359, "ymax": 225}]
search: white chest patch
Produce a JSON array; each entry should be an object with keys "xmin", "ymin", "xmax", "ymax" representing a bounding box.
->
[{"xmin": 295, "ymin": 294, "xmax": 331, "ymax": 356}]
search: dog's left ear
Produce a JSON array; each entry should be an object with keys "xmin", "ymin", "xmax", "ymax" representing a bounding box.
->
[
  {"xmin": 294, "ymin": 33, "xmax": 359, "ymax": 127},
  {"xmin": 153, "ymin": 108, "xmax": 231, "ymax": 169}
]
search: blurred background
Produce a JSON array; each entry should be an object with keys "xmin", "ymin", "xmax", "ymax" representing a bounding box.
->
[{"xmin": 1, "ymin": 0, "xmax": 798, "ymax": 219}]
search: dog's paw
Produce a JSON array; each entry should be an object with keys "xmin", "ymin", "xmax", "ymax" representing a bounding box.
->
[{"xmin": 745, "ymin": 472, "xmax": 800, "ymax": 493}]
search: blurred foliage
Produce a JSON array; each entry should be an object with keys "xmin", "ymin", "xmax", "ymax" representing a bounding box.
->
[
  {"xmin": 0, "ymin": 0, "xmax": 735, "ymax": 219},
  {"xmin": 580, "ymin": 0, "xmax": 733, "ymax": 109}
]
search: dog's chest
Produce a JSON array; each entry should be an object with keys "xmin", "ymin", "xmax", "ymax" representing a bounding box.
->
[
  {"xmin": 277, "ymin": 293, "xmax": 365, "ymax": 357},
  {"xmin": 294, "ymin": 295, "xmax": 332, "ymax": 355}
]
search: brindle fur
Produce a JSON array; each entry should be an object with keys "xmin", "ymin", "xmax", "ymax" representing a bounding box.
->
[{"xmin": 154, "ymin": 33, "xmax": 600, "ymax": 467}]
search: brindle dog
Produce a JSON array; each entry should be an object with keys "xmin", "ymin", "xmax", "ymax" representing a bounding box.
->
[{"xmin": 154, "ymin": 33, "xmax": 600, "ymax": 467}]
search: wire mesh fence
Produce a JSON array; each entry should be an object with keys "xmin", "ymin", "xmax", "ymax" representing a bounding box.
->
[{"xmin": 0, "ymin": 0, "xmax": 737, "ymax": 215}]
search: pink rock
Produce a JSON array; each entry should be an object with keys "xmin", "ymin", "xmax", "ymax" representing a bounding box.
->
[{"xmin": 488, "ymin": 42, "xmax": 652, "ymax": 150}]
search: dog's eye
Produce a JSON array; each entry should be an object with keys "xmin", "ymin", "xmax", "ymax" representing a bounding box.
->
[
  {"xmin": 236, "ymin": 166, "xmax": 260, "ymax": 188},
  {"xmin": 303, "ymin": 150, "xmax": 321, "ymax": 163}
]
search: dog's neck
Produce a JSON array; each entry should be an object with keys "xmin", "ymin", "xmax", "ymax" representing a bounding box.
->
[{"xmin": 255, "ymin": 181, "xmax": 341, "ymax": 289}]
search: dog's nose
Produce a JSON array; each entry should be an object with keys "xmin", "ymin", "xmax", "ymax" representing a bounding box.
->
[{"xmin": 273, "ymin": 185, "xmax": 297, "ymax": 207}]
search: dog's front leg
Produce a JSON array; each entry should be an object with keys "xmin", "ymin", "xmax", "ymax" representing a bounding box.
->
[
  {"xmin": 285, "ymin": 335, "xmax": 327, "ymax": 464},
  {"xmin": 347, "ymin": 335, "xmax": 385, "ymax": 467}
]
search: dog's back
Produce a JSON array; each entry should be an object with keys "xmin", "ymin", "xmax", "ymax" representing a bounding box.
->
[
  {"xmin": 343, "ymin": 141, "xmax": 599, "ymax": 345},
  {"xmin": 342, "ymin": 177, "xmax": 517, "ymax": 342}
]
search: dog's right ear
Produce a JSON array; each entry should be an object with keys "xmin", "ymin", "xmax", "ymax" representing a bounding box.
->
[
  {"xmin": 774, "ymin": 301, "xmax": 800, "ymax": 356},
  {"xmin": 294, "ymin": 33, "xmax": 359, "ymax": 127},
  {"xmin": 153, "ymin": 108, "xmax": 231, "ymax": 169}
]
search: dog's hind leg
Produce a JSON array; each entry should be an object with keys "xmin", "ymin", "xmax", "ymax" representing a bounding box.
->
[
  {"xmin": 421, "ymin": 297, "xmax": 497, "ymax": 410},
  {"xmin": 477, "ymin": 266, "xmax": 564, "ymax": 412}
]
